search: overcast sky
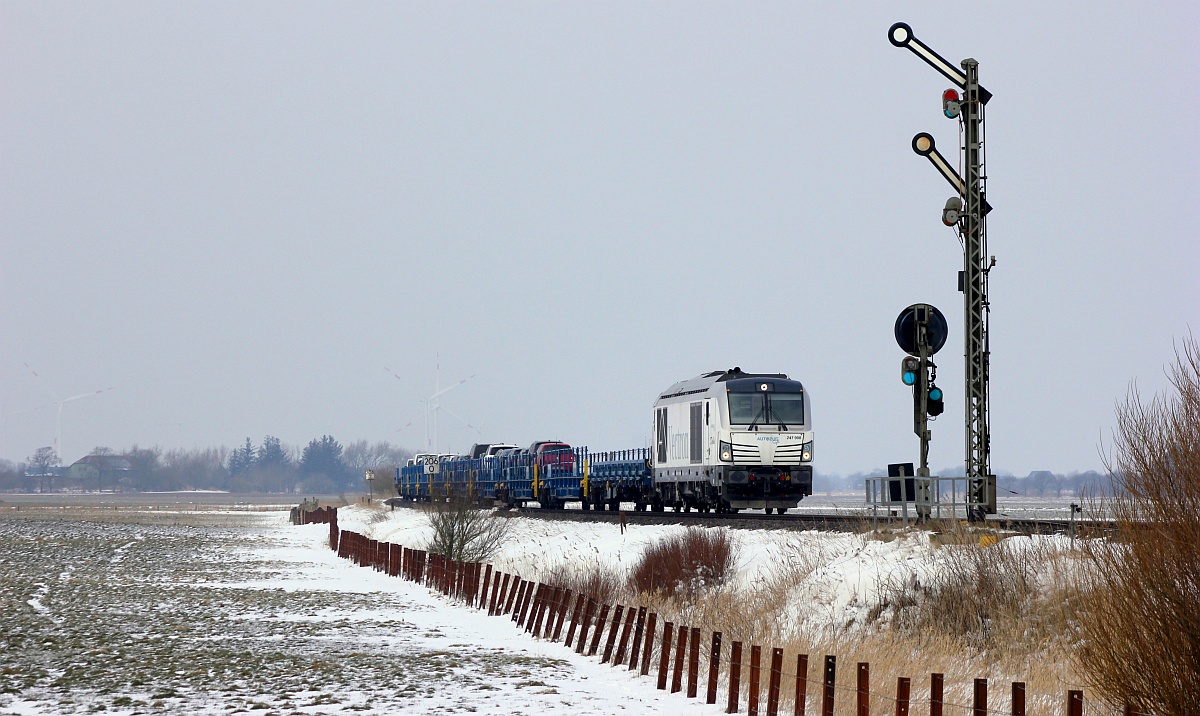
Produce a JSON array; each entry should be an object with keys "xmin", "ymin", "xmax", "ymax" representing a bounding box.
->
[{"xmin": 2, "ymin": 2, "xmax": 1197, "ymax": 475}]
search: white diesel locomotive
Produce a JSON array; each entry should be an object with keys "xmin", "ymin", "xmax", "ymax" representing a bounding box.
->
[{"xmin": 651, "ymin": 367, "xmax": 813, "ymax": 513}]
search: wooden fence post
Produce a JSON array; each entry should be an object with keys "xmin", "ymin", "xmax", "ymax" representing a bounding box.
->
[
  {"xmin": 767, "ymin": 647, "xmax": 783, "ymax": 716},
  {"xmin": 479, "ymin": 564, "xmax": 492, "ymax": 609},
  {"xmin": 1011, "ymin": 682, "xmax": 1025, "ymax": 716},
  {"xmin": 518, "ymin": 582, "xmax": 536, "ymax": 628},
  {"xmin": 628, "ymin": 607, "xmax": 647, "ymax": 671},
  {"xmin": 640, "ymin": 613, "xmax": 657, "ymax": 676},
  {"xmin": 530, "ymin": 585, "xmax": 548, "ymax": 634},
  {"xmin": 588, "ymin": 604, "xmax": 611, "ymax": 656},
  {"xmin": 552, "ymin": 589, "xmax": 572, "ymax": 641},
  {"xmin": 930, "ymin": 673, "xmax": 943, "ymax": 716},
  {"xmin": 602, "ymin": 605, "xmax": 624, "ymax": 663},
  {"xmin": 821, "ymin": 656, "xmax": 836, "ymax": 716},
  {"xmin": 614, "ymin": 605, "xmax": 636, "ymax": 665},
  {"xmin": 671, "ymin": 624, "xmax": 688, "ymax": 693},
  {"xmin": 1067, "ymin": 690, "xmax": 1083, "ymax": 716},
  {"xmin": 857, "ymin": 662, "xmax": 870, "ymax": 716},
  {"xmin": 795, "ymin": 654, "xmax": 809, "ymax": 716},
  {"xmin": 973, "ymin": 679, "xmax": 987, "ymax": 716},
  {"xmin": 748, "ymin": 645, "xmax": 762, "ymax": 716},
  {"xmin": 727, "ymin": 641, "xmax": 743, "ymax": 715},
  {"xmin": 509, "ymin": 580, "xmax": 526, "ymax": 620},
  {"xmin": 707, "ymin": 631, "xmax": 722, "ymax": 705},
  {"xmin": 576, "ymin": 599, "xmax": 596, "ymax": 654},
  {"xmin": 565, "ymin": 593, "xmax": 585, "ymax": 648},
  {"xmin": 896, "ymin": 677, "xmax": 910, "ymax": 716},
  {"xmin": 543, "ymin": 587, "xmax": 563, "ymax": 638},
  {"xmin": 687, "ymin": 627, "xmax": 701, "ymax": 698},
  {"xmin": 657, "ymin": 621, "xmax": 674, "ymax": 690}
]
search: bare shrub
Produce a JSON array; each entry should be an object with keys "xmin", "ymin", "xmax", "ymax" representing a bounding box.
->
[
  {"xmin": 423, "ymin": 492, "xmax": 512, "ymax": 563},
  {"xmin": 1076, "ymin": 335, "xmax": 1200, "ymax": 713},
  {"xmin": 629, "ymin": 527, "xmax": 736, "ymax": 599}
]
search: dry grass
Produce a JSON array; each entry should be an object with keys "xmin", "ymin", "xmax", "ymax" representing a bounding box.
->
[
  {"xmin": 1074, "ymin": 335, "xmax": 1200, "ymax": 714},
  {"xmin": 541, "ymin": 560, "xmax": 625, "ymax": 605}
]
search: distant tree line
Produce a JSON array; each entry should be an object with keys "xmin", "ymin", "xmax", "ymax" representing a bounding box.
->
[
  {"xmin": 0, "ymin": 437, "xmax": 412, "ymax": 495},
  {"xmin": 812, "ymin": 467, "xmax": 1112, "ymax": 498}
]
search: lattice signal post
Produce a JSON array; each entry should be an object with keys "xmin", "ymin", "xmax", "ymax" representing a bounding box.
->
[{"xmin": 888, "ymin": 22, "xmax": 995, "ymax": 518}]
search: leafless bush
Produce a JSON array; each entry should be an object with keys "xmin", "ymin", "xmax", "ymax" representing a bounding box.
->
[
  {"xmin": 629, "ymin": 527, "xmax": 736, "ymax": 599},
  {"xmin": 422, "ymin": 492, "xmax": 512, "ymax": 563},
  {"xmin": 1076, "ymin": 334, "xmax": 1200, "ymax": 714}
]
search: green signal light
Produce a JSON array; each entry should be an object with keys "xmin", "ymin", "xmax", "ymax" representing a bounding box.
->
[
  {"xmin": 902, "ymin": 371, "xmax": 917, "ymax": 386},
  {"xmin": 929, "ymin": 386, "xmax": 943, "ymax": 401}
]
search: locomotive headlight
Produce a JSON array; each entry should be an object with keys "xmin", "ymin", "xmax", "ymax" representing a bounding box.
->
[
  {"xmin": 719, "ymin": 441, "xmax": 733, "ymax": 462},
  {"xmin": 801, "ymin": 440, "xmax": 813, "ymax": 462}
]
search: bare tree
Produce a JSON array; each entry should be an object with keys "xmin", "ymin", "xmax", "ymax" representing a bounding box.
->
[
  {"xmin": 27, "ymin": 446, "xmax": 60, "ymax": 493},
  {"xmin": 1076, "ymin": 334, "xmax": 1200, "ymax": 713},
  {"xmin": 423, "ymin": 492, "xmax": 512, "ymax": 563}
]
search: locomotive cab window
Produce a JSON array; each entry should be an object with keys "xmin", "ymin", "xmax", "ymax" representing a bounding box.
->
[{"xmin": 726, "ymin": 380, "xmax": 805, "ymax": 427}]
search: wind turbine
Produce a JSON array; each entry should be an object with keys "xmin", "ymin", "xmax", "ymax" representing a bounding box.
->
[
  {"xmin": 20, "ymin": 361, "xmax": 113, "ymax": 462},
  {"xmin": 385, "ymin": 355, "xmax": 481, "ymax": 453}
]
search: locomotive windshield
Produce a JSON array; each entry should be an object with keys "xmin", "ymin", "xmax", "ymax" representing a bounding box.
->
[{"xmin": 727, "ymin": 392, "xmax": 805, "ymax": 427}]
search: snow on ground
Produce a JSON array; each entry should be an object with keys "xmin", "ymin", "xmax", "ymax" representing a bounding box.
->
[
  {"xmin": 0, "ymin": 508, "xmax": 725, "ymax": 715},
  {"xmin": 349, "ymin": 503, "xmax": 1074, "ymax": 635}
]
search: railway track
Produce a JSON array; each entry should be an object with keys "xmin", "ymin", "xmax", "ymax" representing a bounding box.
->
[{"xmin": 497, "ymin": 505, "xmax": 1113, "ymax": 535}]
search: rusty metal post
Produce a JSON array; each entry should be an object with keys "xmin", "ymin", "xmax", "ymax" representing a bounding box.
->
[
  {"xmin": 552, "ymin": 588, "xmax": 572, "ymax": 641},
  {"xmin": 629, "ymin": 607, "xmax": 647, "ymax": 671},
  {"xmin": 857, "ymin": 663, "xmax": 870, "ymax": 716},
  {"xmin": 640, "ymin": 613, "xmax": 657, "ymax": 676},
  {"xmin": 728, "ymin": 641, "xmax": 743, "ymax": 714},
  {"xmin": 707, "ymin": 632, "xmax": 722, "ymax": 705},
  {"xmin": 614, "ymin": 605, "xmax": 636, "ymax": 665},
  {"xmin": 687, "ymin": 627, "xmax": 701, "ymax": 698},
  {"xmin": 671, "ymin": 625, "xmax": 688, "ymax": 693},
  {"xmin": 973, "ymin": 679, "xmax": 987, "ymax": 716},
  {"xmin": 1067, "ymin": 690, "xmax": 1083, "ymax": 716},
  {"xmin": 576, "ymin": 599, "xmax": 596, "ymax": 654},
  {"xmin": 748, "ymin": 645, "xmax": 762, "ymax": 716},
  {"xmin": 896, "ymin": 677, "xmax": 911, "ymax": 716},
  {"xmin": 930, "ymin": 673, "xmax": 943, "ymax": 716},
  {"xmin": 657, "ymin": 621, "xmax": 674, "ymax": 690},
  {"xmin": 821, "ymin": 656, "xmax": 836, "ymax": 716},
  {"xmin": 602, "ymin": 605, "xmax": 624, "ymax": 663},
  {"xmin": 588, "ymin": 604, "xmax": 611, "ymax": 656},
  {"xmin": 767, "ymin": 648, "xmax": 783, "ymax": 716},
  {"xmin": 795, "ymin": 654, "xmax": 809, "ymax": 716}
]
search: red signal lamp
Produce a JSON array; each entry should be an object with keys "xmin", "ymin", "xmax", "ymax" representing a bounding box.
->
[{"xmin": 942, "ymin": 89, "xmax": 961, "ymax": 119}]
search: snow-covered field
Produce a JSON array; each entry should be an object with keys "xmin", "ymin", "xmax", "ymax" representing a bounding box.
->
[
  {"xmin": 0, "ymin": 506, "xmax": 724, "ymax": 715},
  {"xmin": 2, "ymin": 497, "xmax": 1093, "ymax": 716}
]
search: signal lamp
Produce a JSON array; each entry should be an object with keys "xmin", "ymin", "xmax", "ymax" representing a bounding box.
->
[
  {"xmin": 928, "ymin": 384, "xmax": 945, "ymax": 416},
  {"xmin": 942, "ymin": 196, "xmax": 962, "ymax": 226},
  {"xmin": 901, "ymin": 357, "xmax": 920, "ymax": 386},
  {"xmin": 942, "ymin": 88, "xmax": 961, "ymax": 119}
]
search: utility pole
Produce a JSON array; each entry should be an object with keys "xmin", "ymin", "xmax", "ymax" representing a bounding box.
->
[{"xmin": 889, "ymin": 22, "xmax": 995, "ymax": 520}]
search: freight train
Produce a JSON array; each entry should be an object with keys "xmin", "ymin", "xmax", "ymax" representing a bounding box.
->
[{"xmin": 395, "ymin": 368, "xmax": 813, "ymax": 513}]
